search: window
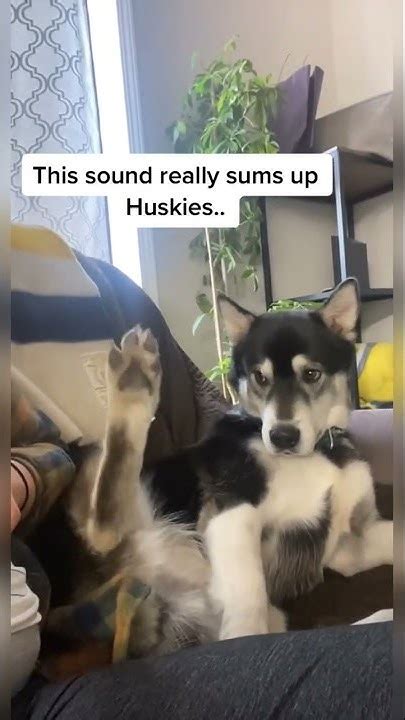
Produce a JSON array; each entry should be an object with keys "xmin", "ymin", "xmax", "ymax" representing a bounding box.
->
[{"xmin": 87, "ymin": 0, "xmax": 142, "ymax": 286}]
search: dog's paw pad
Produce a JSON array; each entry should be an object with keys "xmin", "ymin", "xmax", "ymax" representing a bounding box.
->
[
  {"xmin": 108, "ymin": 344, "xmax": 124, "ymax": 371},
  {"xmin": 143, "ymin": 329, "xmax": 159, "ymax": 355},
  {"xmin": 120, "ymin": 325, "xmax": 142, "ymax": 353},
  {"xmin": 121, "ymin": 327, "xmax": 158, "ymax": 360},
  {"xmin": 108, "ymin": 327, "xmax": 161, "ymax": 398}
]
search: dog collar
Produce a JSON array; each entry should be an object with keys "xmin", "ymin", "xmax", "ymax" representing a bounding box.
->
[
  {"xmin": 229, "ymin": 411, "xmax": 351, "ymax": 453},
  {"xmin": 315, "ymin": 426, "xmax": 350, "ymax": 452}
]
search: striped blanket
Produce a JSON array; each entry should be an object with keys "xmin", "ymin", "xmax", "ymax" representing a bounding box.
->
[{"xmin": 12, "ymin": 223, "xmax": 113, "ymax": 447}]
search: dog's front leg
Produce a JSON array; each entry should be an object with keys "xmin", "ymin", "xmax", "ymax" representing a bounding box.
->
[
  {"xmin": 205, "ymin": 503, "xmax": 270, "ymax": 640},
  {"xmin": 326, "ymin": 519, "xmax": 393, "ymax": 576},
  {"xmin": 85, "ymin": 326, "xmax": 161, "ymax": 554}
]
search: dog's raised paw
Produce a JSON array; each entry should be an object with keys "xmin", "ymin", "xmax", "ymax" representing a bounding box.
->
[{"xmin": 107, "ymin": 326, "xmax": 161, "ymax": 405}]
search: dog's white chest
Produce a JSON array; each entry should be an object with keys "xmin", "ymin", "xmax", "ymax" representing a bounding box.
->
[{"xmin": 251, "ymin": 442, "xmax": 339, "ymax": 529}]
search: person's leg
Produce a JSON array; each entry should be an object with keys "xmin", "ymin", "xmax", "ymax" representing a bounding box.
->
[
  {"xmin": 11, "ymin": 537, "xmax": 51, "ymax": 624},
  {"xmin": 13, "ymin": 623, "xmax": 392, "ymax": 720},
  {"xmin": 11, "ymin": 539, "xmax": 51, "ymax": 697},
  {"xmin": 11, "ymin": 626, "xmax": 41, "ymax": 698}
]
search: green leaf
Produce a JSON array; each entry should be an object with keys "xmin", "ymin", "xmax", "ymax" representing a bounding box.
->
[
  {"xmin": 267, "ymin": 299, "xmax": 319, "ymax": 313},
  {"xmin": 195, "ymin": 292, "xmax": 213, "ymax": 315},
  {"xmin": 192, "ymin": 313, "xmax": 208, "ymax": 335},
  {"xmin": 206, "ymin": 367, "xmax": 221, "ymax": 381},
  {"xmin": 206, "ymin": 353, "xmax": 232, "ymax": 381}
]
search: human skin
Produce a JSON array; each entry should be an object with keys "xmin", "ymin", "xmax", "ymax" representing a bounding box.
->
[{"xmin": 10, "ymin": 461, "xmax": 36, "ymax": 531}]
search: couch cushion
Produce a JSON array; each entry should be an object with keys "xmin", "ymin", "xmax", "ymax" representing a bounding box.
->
[{"xmin": 349, "ymin": 409, "xmax": 393, "ymax": 485}]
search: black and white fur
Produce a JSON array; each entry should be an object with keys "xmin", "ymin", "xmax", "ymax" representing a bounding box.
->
[{"xmin": 67, "ymin": 279, "xmax": 392, "ymax": 652}]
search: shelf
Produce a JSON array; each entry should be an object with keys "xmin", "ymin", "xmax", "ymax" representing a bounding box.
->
[
  {"xmin": 330, "ymin": 147, "xmax": 393, "ymax": 204},
  {"xmin": 290, "ymin": 147, "xmax": 393, "ymax": 206},
  {"xmin": 292, "ymin": 288, "xmax": 393, "ymax": 304},
  {"xmin": 260, "ymin": 145, "xmax": 393, "ymax": 318}
]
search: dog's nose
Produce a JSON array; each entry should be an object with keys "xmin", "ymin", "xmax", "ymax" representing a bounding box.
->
[{"xmin": 270, "ymin": 425, "xmax": 300, "ymax": 450}]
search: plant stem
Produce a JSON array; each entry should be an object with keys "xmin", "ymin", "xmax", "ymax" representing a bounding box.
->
[
  {"xmin": 226, "ymin": 379, "xmax": 238, "ymax": 405},
  {"xmin": 205, "ymin": 227, "xmax": 227, "ymax": 399},
  {"xmin": 219, "ymin": 229, "xmax": 229, "ymax": 295},
  {"xmin": 221, "ymin": 258, "xmax": 228, "ymax": 294}
]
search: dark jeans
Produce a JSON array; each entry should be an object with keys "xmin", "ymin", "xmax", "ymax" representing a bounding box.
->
[{"xmin": 12, "ymin": 622, "xmax": 392, "ymax": 720}]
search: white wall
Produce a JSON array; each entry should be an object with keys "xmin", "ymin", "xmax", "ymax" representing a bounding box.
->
[
  {"xmin": 329, "ymin": 1, "xmax": 393, "ymax": 112},
  {"xmin": 130, "ymin": 0, "xmax": 393, "ymax": 370},
  {"xmin": 354, "ymin": 194, "xmax": 393, "ymax": 342}
]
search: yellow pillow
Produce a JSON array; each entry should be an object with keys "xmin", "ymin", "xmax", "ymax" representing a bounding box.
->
[{"xmin": 356, "ymin": 342, "xmax": 393, "ymax": 403}]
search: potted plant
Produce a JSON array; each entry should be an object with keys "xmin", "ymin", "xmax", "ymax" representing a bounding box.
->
[{"xmin": 169, "ymin": 38, "xmax": 279, "ymax": 399}]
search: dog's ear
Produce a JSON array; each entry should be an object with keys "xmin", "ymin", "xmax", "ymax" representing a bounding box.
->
[
  {"xmin": 218, "ymin": 294, "xmax": 256, "ymax": 344},
  {"xmin": 318, "ymin": 278, "xmax": 359, "ymax": 341}
]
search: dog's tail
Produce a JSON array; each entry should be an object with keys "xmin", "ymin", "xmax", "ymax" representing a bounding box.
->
[
  {"xmin": 81, "ymin": 470, "xmax": 215, "ymax": 646},
  {"xmin": 132, "ymin": 513, "xmax": 217, "ymax": 648}
]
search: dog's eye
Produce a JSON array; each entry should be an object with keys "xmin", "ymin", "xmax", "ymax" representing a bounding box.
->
[
  {"xmin": 253, "ymin": 369, "xmax": 269, "ymax": 387},
  {"xmin": 302, "ymin": 368, "xmax": 322, "ymax": 384}
]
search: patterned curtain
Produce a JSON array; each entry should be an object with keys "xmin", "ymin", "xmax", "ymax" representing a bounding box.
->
[{"xmin": 11, "ymin": 0, "xmax": 111, "ymax": 260}]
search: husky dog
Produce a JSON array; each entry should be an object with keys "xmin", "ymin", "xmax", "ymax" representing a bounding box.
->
[{"xmin": 63, "ymin": 278, "xmax": 392, "ymax": 657}]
